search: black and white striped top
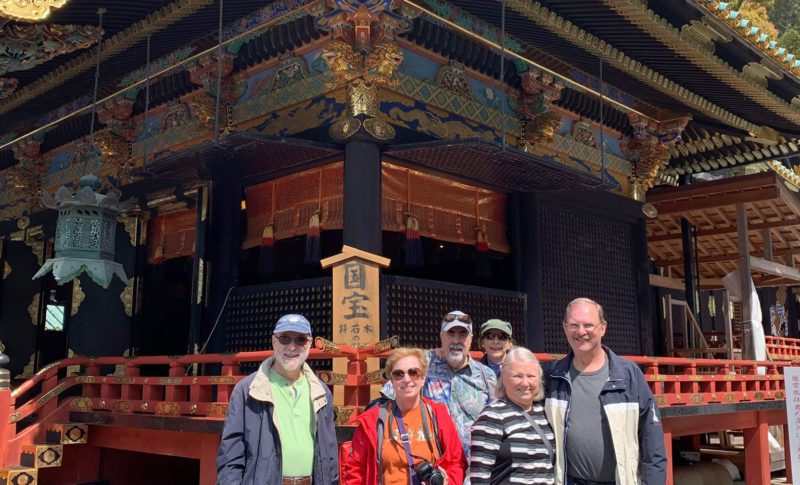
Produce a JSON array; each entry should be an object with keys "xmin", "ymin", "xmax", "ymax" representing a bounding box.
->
[{"xmin": 470, "ymin": 398, "xmax": 556, "ymax": 485}]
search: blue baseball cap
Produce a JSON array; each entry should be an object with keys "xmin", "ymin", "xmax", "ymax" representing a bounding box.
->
[{"xmin": 274, "ymin": 314, "xmax": 312, "ymax": 335}]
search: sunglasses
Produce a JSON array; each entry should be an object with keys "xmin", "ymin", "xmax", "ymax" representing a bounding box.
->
[
  {"xmin": 274, "ymin": 335, "xmax": 311, "ymax": 346},
  {"xmin": 482, "ymin": 333, "xmax": 509, "ymax": 341},
  {"xmin": 390, "ymin": 368, "xmax": 423, "ymax": 380},
  {"xmin": 443, "ymin": 313, "xmax": 473, "ymax": 325}
]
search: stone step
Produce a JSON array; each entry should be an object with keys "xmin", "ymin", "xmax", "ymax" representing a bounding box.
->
[
  {"xmin": 46, "ymin": 422, "xmax": 88, "ymax": 445},
  {"xmin": 0, "ymin": 465, "xmax": 37, "ymax": 485},
  {"xmin": 20, "ymin": 443, "xmax": 62, "ymax": 469}
]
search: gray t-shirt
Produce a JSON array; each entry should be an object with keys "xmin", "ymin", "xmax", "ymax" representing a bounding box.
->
[{"xmin": 565, "ymin": 358, "xmax": 616, "ymax": 482}]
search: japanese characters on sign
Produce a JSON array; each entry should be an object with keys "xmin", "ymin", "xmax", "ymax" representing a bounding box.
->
[
  {"xmin": 784, "ymin": 367, "xmax": 800, "ymax": 483},
  {"xmin": 337, "ymin": 260, "xmax": 376, "ymax": 345}
]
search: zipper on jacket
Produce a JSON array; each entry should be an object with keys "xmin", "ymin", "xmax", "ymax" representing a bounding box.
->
[{"xmin": 552, "ymin": 373, "xmax": 572, "ymax": 485}]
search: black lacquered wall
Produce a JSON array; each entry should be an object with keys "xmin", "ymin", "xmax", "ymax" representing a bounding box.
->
[
  {"xmin": 382, "ymin": 275, "xmax": 526, "ymax": 350},
  {"xmin": 537, "ymin": 195, "xmax": 644, "ymax": 355},
  {"xmin": 224, "ymin": 278, "xmax": 333, "ymax": 372}
]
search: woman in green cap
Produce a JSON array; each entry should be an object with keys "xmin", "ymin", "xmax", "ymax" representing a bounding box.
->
[{"xmin": 478, "ymin": 319, "xmax": 514, "ymax": 377}]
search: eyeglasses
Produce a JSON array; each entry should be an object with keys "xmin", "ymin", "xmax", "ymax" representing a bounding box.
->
[
  {"xmin": 274, "ymin": 335, "xmax": 311, "ymax": 346},
  {"xmin": 390, "ymin": 368, "xmax": 422, "ymax": 380},
  {"xmin": 563, "ymin": 321, "xmax": 603, "ymax": 333},
  {"xmin": 482, "ymin": 333, "xmax": 509, "ymax": 341},
  {"xmin": 443, "ymin": 313, "xmax": 472, "ymax": 325}
]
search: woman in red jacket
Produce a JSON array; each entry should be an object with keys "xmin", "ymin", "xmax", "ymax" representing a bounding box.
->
[{"xmin": 342, "ymin": 347, "xmax": 467, "ymax": 485}]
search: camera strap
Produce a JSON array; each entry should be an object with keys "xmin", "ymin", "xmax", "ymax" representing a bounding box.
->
[
  {"xmin": 512, "ymin": 401, "xmax": 555, "ymax": 464},
  {"xmin": 391, "ymin": 402, "xmax": 423, "ymax": 485}
]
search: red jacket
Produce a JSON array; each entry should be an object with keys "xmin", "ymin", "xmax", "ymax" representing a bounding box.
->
[{"xmin": 342, "ymin": 397, "xmax": 466, "ymax": 485}]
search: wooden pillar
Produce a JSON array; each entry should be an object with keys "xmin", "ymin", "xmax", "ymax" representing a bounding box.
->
[
  {"xmin": 785, "ymin": 423, "xmax": 793, "ymax": 483},
  {"xmin": 198, "ymin": 433, "xmax": 219, "ymax": 485},
  {"xmin": 681, "ymin": 218, "xmax": 700, "ymax": 335},
  {"xmin": 737, "ymin": 204, "xmax": 754, "ymax": 360},
  {"xmin": 518, "ymin": 192, "xmax": 544, "ymax": 351},
  {"xmin": 634, "ymin": 217, "xmax": 654, "ymax": 355},
  {"xmin": 203, "ymin": 179, "xmax": 242, "ymax": 356},
  {"xmin": 722, "ymin": 291, "xmax": 734, "ymax": 359},
  {"xmin": 664, "ymin": 429, "xmax": 673, "ymax": 485},
  {"xmin": 343, "ymin": 141, "xmax": 381, "ymax": 255},
  {"xmin": 743, "ymin": 415, "xmax": 770, "ymax": 485},
  {"xmin": 763, "ymin": 228, "xmax": 773, "ymax": 261}
]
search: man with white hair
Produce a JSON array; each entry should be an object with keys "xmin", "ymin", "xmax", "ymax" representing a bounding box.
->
[
  {"xmin": 544, "ymin": 298, "xmax": 666, "ymax": 485},
  {"xmin": 217, "ymin": 314, "xmax": 338, "ymax": 485},
  {"xmin": 382, "ymin": 310, "xmax": 496, "ymax": 457}
]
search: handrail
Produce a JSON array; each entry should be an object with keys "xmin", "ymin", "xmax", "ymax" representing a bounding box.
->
[
  {"xmin": 765, "ymin": 335, "xmax": 800, "ymax": 361},
  {"xmin": 679, "ymin": 300, "xmax": 711, "ymax": 352},
  {"xmin": 10, "ymin": 336, "xmax": 396, "ymax": 400},
  {"xmin": 2, "ymin": 336, "xmax": 402, "ymax": 454},
  {"xmin": 7, "ymin": 333, "xmax": 799, "ymax": 471},
  {"xmin": 3, "ymin": 342, "xmax": 796, "ymax": 456}
]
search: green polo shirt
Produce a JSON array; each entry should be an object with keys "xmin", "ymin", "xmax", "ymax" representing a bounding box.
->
[{"xmin": 269, "ymin": 369, "xmax": 315, "ymax": 477}]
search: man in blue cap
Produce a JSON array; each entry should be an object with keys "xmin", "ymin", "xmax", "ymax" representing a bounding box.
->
[{"xmin": 217, "ymin": 314, "xmax": 339, "ymax": 485}]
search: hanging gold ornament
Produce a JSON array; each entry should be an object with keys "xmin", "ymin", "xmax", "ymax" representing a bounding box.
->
[{"xmin": 0, "ymin": 0, "xmax": 69, "ymax": 21}]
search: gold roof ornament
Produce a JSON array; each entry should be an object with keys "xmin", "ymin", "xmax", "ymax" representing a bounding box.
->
[{"xmin": 0, "ymin": 0, "xmax": 69, "ymax": 21}]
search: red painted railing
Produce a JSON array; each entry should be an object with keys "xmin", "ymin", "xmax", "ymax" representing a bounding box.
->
[
  {"xmin": 0, "ymin": 341, "xmax": 796, "ymax": 468},
  {"xmin": 766, "ymin": 335, "xmax": 800, "ymax": 361},
  {"xmin": 1, "ymin": 337, "xmax": 397, "ymax": 466},
  {"xmin": 630, "ymin": 355, "xmax": 788, "ymax": 406}
]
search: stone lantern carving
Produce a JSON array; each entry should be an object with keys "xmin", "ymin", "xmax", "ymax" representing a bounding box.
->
[{"xmin": 33, "ymin": 174, "xmax": 136, "ymax": 288}]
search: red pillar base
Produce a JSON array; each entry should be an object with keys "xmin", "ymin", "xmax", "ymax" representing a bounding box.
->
[{"xmin": 743, "ymin": 416, "xmax": 770, "ymax": 485}]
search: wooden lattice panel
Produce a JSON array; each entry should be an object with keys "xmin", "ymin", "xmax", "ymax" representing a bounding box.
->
[
  {"xmin": 539, "ymin": 201, "xmax": 641, "ymax": 355},
  {"xmin": 224, "ymin": 279, "xmax": 334, "ymax": 372},
  {"xmin": 382, "ymin": 275, "xmax": 526, "ymax": 350}
]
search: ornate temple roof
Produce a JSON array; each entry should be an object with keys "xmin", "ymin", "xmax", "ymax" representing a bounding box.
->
[
  {"xmin": 0, "ymin": 0, "xmax": 799, "ymax": 182},
  {"xmin": 442, "ymin": 0, "xmax": 800, "ymax": 173}
]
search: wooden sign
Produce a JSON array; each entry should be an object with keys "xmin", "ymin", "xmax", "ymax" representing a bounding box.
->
[{"xmin": 321, "ymin": 245, "xmax": 390, "ymax": 404}]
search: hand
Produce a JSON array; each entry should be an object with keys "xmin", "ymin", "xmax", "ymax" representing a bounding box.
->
[{"xmin": 437, "ymin": 466, "xmax": 448, "ymax": 485}]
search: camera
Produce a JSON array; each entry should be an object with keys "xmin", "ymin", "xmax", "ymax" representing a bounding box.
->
[{"xmin": 415, "ymin": 461, "xmax": 445, "ymax": 485}]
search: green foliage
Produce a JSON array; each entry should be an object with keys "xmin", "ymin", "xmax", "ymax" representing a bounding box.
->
[
  {"xmin": 768, "ymin": 0, "xmax": 800, "ymax": 34},
  {"xmin": 731, "ymin": 0, "xmax": 775, "ymax": 10},
  {"xmin": 779, "ymin": 28, "xmax": 800, "ymax": 53},
  {"xmin": 736, "ymin": 2, "xmax": 779, "ymax": 37}
]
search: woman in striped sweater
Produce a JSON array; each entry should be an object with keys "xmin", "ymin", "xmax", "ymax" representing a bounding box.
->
[{"xmin": 470, "ymin": 347, "xmax": 555, "ymax": 485}]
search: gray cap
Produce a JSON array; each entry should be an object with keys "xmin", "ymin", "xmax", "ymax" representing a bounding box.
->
[
  {"xmin": 274, "ymin": 314, "xmax": 312, "ymax": 334},
  {"xmin": 441, "ymin": 310, "xmax": 473, "ymax": 333}
]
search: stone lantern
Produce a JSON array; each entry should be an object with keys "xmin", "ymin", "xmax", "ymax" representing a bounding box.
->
[{"xmin": 33, "ymin": 174, "xmax": 136, "ymax": 288}]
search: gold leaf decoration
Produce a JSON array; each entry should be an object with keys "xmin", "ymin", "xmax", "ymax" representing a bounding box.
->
[
  {"xmin": 119, "ymin": 215, "xmax": 138, "ymax": 247},
  {"xmin": 121, "ymin": 278, "xmax": 134, "ymax": 317},
  {"xmin": 71, "ymin": 278, "xmax": 84, "ymax": 317},
  {"xmin": 31, "ymin": 241, "xmax": 44, "ymax": 266},
  {"xmin": 155, "ymin": 401, "xmax": 180, "ymax": 416},
  {"xmin": 66, "ymin": 348, "xmax": 80, "ymax": 376},
  {"xmin": 0, "ymin": 0, "xmax": 69, "ymax": 21},
  {"xmin": 207, "ymin": 403, "xmax": 228, "ymax": 418},
  {"xmin": 27, "ymin": 293, "xmax": 40, "ymax": 325},
  {"xmin": 334, "ymin": 406, "xmax": 356, "ymax": 426}
]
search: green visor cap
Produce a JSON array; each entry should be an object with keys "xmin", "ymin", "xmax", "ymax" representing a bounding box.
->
[{"xmin": 479, "ymin": 319, "xmax": 512, "ymax": 336}]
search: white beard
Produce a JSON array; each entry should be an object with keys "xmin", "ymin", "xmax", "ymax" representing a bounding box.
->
[
  {"xmin": 275, "ymin": 348, "xmax": 309, "ymax": 373},
  {"xmin": 445, "ymin": 347, "xmax": 467, "ymax": 368}
]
